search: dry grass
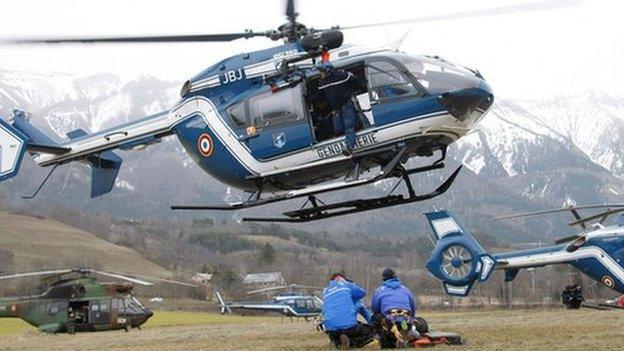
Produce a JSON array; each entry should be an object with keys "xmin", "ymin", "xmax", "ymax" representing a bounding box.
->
[
  {"xmin": 1, "ymin": 308, "xmax": 624, "ymax": 350},
  {"xmin": 0, "ymin": 211, "xmax": 169, "ymax": 276}
]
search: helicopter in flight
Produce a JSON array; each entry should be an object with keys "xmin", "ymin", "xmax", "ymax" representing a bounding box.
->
[
  {"xmin": 215, "ymin": 284, "xmax": 323, "ymax": 319},
  {"xmin": 424, "ymin": 205, "xmax": 624, "ymax": 297},
  {"xmin": 0, "ymin": 0, "xmax": 574, "ymax": 222},
  {"xmin": 0, "ymin": 268, "xmax": 196, "ymax": 333}
]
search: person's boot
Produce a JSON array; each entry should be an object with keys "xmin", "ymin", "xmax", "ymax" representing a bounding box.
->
[
  {"xmin": 362, "ymin": 338, "xmax": 380, "ymax": 349},
  {"xmin": 339, "ymin": 334, "xmax": 351, "ymax": 350}
]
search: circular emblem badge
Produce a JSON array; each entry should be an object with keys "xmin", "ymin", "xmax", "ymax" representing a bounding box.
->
[
  {"xmin": 602, "ymin": 275, "xmax": 615, "ymax": 288},
  {"xmin": 197, "ymin": 134, "xmax": 213, "ymax": 157}
]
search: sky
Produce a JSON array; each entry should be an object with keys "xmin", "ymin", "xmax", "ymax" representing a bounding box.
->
[{"xmin": 0, "ymin": 0, "xmax": 621, "ymax": 100}]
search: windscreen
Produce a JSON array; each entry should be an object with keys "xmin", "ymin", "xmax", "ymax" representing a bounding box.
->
[{"xmin": 397, "ymin": 55, "xmax": 481, "ymax": 95}]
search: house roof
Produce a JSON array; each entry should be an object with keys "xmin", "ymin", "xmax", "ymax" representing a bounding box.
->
[
  {"xmin": 191, "ymin": 273, "xmax": 213, "ymax": 282},
  {"xmin": 243, "ymin": 272, "xmax": 284, "ymax": 284}
]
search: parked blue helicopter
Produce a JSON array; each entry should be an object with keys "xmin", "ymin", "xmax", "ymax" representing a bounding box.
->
[
  {"xmin": 0, "ymin": 0, "xmax": 572, "ymax": 222},
  {"xmin": 424, "ymin": 205, "xmax": 624, "ymax": 297},
  {"xmin": 215, "ymin": 284, "xmax": 323, "ymax": 319}
]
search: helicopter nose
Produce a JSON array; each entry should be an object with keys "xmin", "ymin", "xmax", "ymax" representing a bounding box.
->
[
  {"xmin": 145, "ymin": 308, "xmax": 154, "ymax": 319},
  {"xmin": 439, "ymin": 83, "xmax": 494, "ymax": 123}
]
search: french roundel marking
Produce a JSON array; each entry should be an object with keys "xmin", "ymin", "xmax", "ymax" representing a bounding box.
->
[
  {"xmin": 602, "ymin": 275, "xmax": 615, "ymax": 288},
  {"xmin": 197, "ymin": 134, "xmax": 213, "ymax": 157}
]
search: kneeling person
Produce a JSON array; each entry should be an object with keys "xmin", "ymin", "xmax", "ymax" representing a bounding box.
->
[
  {"xmin": 371, "ymin": 269, "xmax": 419, "ymax": 348},
  {"xmin": 322, "ymin": 273, "xmax": 373, "ymax": 349}
]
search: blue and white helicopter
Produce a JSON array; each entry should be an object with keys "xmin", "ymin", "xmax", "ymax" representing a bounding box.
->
[
  {"xmin": 215, "ymin": 284, "xmax": 323, "ymax": 319},
  {"xmin": 424, "ymin": 205, "xmax": 624, "ymax": 297},
  {"xmin": 2, "ymin": 0, "xmax": 572, "ymax": 222}
]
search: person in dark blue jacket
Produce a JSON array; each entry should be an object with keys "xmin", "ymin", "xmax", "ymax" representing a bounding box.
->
[
  {"xmin": 317, "ymin": 63, "xmax": 365, "ymax": 156},
  {"xmin": 371, "ymin": 269, "xmax": 416, "ymax": 317},
  {"xmin": 322, "ymin": 273, "xmax": 373, "ymax": 349},
  {"xmin": 371, "ymin": 269, "xmax": 418, "ymax": 348}
]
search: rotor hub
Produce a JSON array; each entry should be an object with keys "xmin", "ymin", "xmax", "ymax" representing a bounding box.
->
[{"xmin": 277, "ymin": 22, "xmax": 308, "ymax": 42}]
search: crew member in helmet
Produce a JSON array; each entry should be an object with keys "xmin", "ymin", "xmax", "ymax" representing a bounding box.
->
[{"xmin": 317, "ymin": 62, "xmax": 365, "ymax": 156}]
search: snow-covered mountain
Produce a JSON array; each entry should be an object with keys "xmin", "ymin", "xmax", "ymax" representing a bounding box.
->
[
  {"xmin": 1, "ymin": 70, "xmax": 623, "ymax": 239},
  {"xmin": 0, "ymin": 69, "xmax": 178, "ymax": 138}
]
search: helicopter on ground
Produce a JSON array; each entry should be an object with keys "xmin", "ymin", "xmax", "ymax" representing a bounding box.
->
[
  {"xmin": 0, "ymin": 0, "xmax": 577, "ymax": 222},
  {"xmin": 215, "ymin": 284, "xmax": 323, "ymax": 319},
  {"xmin": 424, "ymin": 205, "xmax": 624, "ymax": 297},
  {"xmin": 0, "ymin": 268, "xmax": 196, "ymax": 333}
]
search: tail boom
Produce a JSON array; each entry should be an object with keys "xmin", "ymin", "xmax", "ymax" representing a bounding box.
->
[{"xmin": 0, "ymin": 108, "xmax": 181, "ymax": 198}]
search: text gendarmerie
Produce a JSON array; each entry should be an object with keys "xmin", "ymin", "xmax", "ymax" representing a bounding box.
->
[{"xmin": 316, "ymin": 133, "xmax": 379, "ymax": 159}]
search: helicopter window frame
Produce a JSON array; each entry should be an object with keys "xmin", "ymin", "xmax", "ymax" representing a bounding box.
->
[
  {"xmin": 294, "ymin": 299, "xmax": 307, "ymax": 309},
  {"xmin": 226, "ymin": 100, "xmax": 249, "ymax": 128},
  {"xmin": 247, "ymin": 84, "xmax": 308, "ymax": 129},
  {"xmin": 365, "ymin": 57, "xmax": 426, "ymax": 103},
  {"xmin": 100, "ymin": 300, "xmax": 109, "ymax": 313},
  {"xmin": 113, "ymin": 298, "xmax": 125, "ymax": 314}
]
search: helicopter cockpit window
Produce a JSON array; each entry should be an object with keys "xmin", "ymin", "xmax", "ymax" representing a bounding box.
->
[
  {"xmin": 124, "ymin": 297, "xmax": 144, "ymax": 314},
  {"xmin": 248, "ymin": 85, "xmax": 306, "ymax": 128},
  {"xmin": 618, "ymin": 214, "xmax": 624, "ymax": 227},
  {"xmin": 294, "ymin": 299, "xmax": 306, "ymax": 309},
  {"xmin": 398, "ymin": 56, "xmax": 480, "ymax": 95},
  {"xmin": 312, "ymin": 298, "xmax": 323, "ymax": 309},
  {"xmin": 305, "ymin": 299, "xmax": 317, "ymax": 309},
  {"xmin": 113, "ymin": 298, "xmax": 125, "ymax": 313},
  {"xmin": 367, "ymin": 60, "xmax": 420, "ymax": 101},
  {"xmin": 227, "ymin": 101, "xmax": 248, "ymax": 128}
]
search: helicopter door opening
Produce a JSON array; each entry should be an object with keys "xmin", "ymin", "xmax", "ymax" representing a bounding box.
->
[
  {"xmin": 68, "ymin": 301, "xmax": 90, "ymax": 325},
  {"xmin": 307, "ymin": 62, "xmax": 371, "ymax": 144}
]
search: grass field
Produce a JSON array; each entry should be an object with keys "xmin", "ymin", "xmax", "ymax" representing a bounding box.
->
[{"xmin": 1, "ymin": 308, "xmax": 624, "ymax": 350}]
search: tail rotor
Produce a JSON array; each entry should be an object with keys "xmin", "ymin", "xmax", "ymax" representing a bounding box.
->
[
  {"xmin": 425, "ymin": 210, "xmax": 496, "ymax": 296},
  {"xmin": 215, "ymin": 290, "xmax": 231, "ymax": 315}
]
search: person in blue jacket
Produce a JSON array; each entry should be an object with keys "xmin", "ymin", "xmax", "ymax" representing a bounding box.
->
[
  {"xmin": 322, "ymin": 272, "xmax": 373, "ymax": 349},
  {"xmin": 371, "ymin": 269, "xmax": 417, "ymax": 348},
  {"xmin": 371, "ymin": 269, "xmax": 416, "ymax": 317}
]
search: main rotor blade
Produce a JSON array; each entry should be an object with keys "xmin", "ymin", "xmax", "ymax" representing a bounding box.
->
[
  {"xmin": 119, "ymin": 272, "xmax": 198, "ymax": 288},
  {"xmin": 554, "ymin": 234, "xmax": 581, "ymax": 244},
  {"xmin": 90, "ymin": 270, "xmax": 154, "ymax": 286},
  {"xmin": 0, "ymin": 269, "xmax": 72, "ymax": 280},
  {"xmin": 292, "ymin": 284, "xmax": 324, "ymax": 290},
  {"xmin": 338, "ymin": 0, "xmax": 581, "ymax": 30},
  {"xmin": 7, "ymin": 31, "xmax": 269, "ymax": 44},
  {"xmin": 247, "ymin": 285, "xmax": 288, "ymax": 295},
  {"xmin": 286, "ymin": 0, "xmax": 297, "ymax": 23},
  {"xmin": 568, "ymin": 208, "xmax": 624, "ymax": 227},
  {"xmin": 496, "ymin": 204, "xmax": 624, "ymax": 221}
]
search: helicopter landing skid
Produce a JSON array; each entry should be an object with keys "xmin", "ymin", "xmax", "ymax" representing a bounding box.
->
[
  {"xmin": 171, "ymin": 145, "xmax": 461, "ymax": 222},
  {"xmin": 243, "ymin": 165, "xmax": 461, "ymax": 223}
]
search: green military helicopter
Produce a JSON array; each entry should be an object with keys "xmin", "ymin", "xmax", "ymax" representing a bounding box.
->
[{"xmin": 0, "ymin": 268, "xmax": 196, "ymax": 333}]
